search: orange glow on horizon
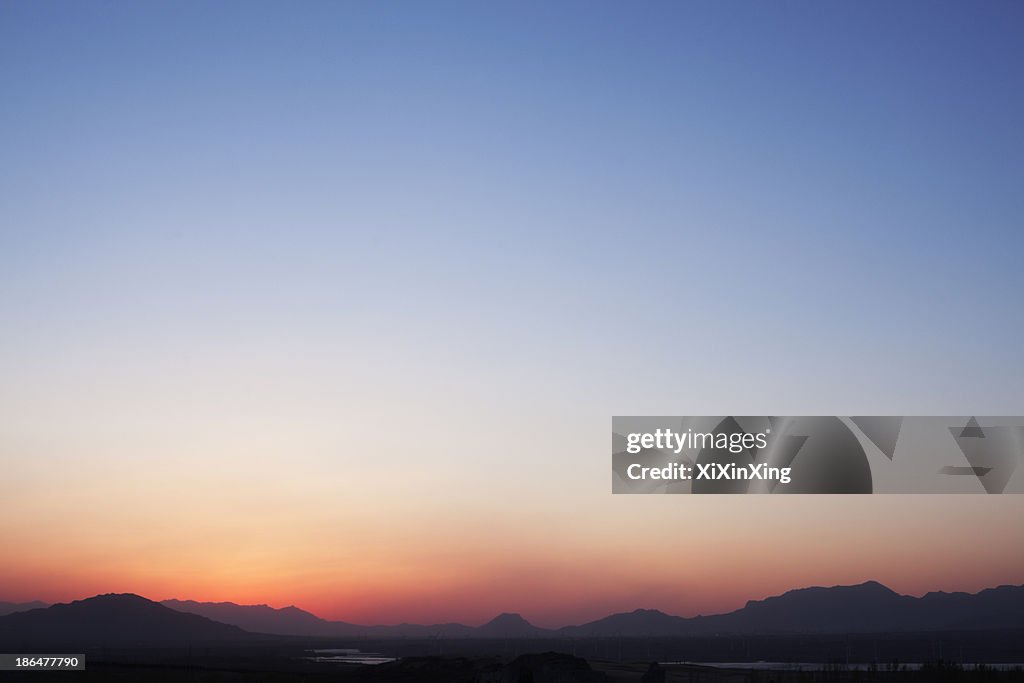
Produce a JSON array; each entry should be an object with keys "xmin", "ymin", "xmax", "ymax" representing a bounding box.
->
[{"xmin": 3, "ymin": 495, "xmax": 1022, "ymax": 628}]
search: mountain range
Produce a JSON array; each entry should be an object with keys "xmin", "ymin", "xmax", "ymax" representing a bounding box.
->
[
  {"xmin": 0, "ymin": 593, "xmax": 248, "ymax": 645},
  {"xmin": 560, "ymin": 581, "xmax": 1024, "ymax": 636},
  {"xmin": 0, "ymin": 600, "xmax": 48, "ymax": 617},
  {"xmin": 162, "ymin": 600, "xmax": 548, "ymax": 638},
  {"xmin": 1, "ymin": 581, "xmax": 1021, "ymax": 645}
]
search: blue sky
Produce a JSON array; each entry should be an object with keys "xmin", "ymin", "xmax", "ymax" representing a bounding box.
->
[
  {"xmin": 4, "ymin": 2, "xmax": 1022, "ymax": 410},
  {"xmin": 1, "ymin": 1, "xmax": 1023, "ymax": 621}
]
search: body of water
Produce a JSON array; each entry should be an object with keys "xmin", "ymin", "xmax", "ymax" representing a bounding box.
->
[{"xmin": 305, "ymin": 648, "xmax": 395, "ymax": 665}]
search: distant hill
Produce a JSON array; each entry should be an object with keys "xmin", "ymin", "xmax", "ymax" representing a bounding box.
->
[
  {"xmin": 161, "ymin": 599, "xmax": 481, "ymax": 638},
  {"xmin": 693, "ymin": 580, "xmax": 916, "ymax": 633},
  {"xmin": 162, "ymin": 599, "xmax": 340, "ymax": 636},
  {"xmin": 476, "ymin": 612, "xmax": 552, "ymax": 638},
  {"xmin": 913, "ymin": 585, "xmax": 1024, "ymax": 630},
  {"xmin": 0, "ymin": 594, "xmax": 251, "ymax": 646},
  {"xmin": 563, "ymin": 581, "xmax": 1024, "ymax": 636},
  {"xmin": 560, "ymin": 608, "xmax": 690, "ymax": 637},
  {"xmin": 0, "ymin": 600, "xmax": 48, "ymax": 617}
]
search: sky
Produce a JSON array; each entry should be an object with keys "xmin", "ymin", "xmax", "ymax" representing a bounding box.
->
[{"xmin": 1, "ymin": 1, "xmax": 1023, "ymax": 628}]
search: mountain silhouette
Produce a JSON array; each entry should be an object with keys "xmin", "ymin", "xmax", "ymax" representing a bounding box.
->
[
  {"xmin": 913, "ymin": 585, "xmax": 1024, "ymax": 630},
  {"xmin": 560, "ymin": 609, "xmax": 690, "ymax": 637},
  {"xmin": 159, "ymin": 601, "xmax": 530, "ymax": 638},
  {"xmin": 162, "ymin": 582, "xmax": 1024, "ymax": 637},
  {"xmin": 0, "ymin": 594, "xmax": 250, "ymax": 646},
  {"xmin": 564, "ymin": 581, "xmax": 1024, "ymax": 636},
  {"xmin": 8, "ymin": 582, "xmax": 1023, "ymax": 642},
  {"xmin": 0, "ymin": 600, "xmax": 48, "ymax": 617},
  {"xmin": 477, "ymin": 612, "xmax": 551, "ymax": 638},
  {"xmin": 161, "ymin": 599, "xmax": 341, "ymax": 636},
  {"xmin": 161, "ymin": 599, "xmax": 478, "ymax": 638},
  {"xmin": 695, "ymin": 580, "xmax": 916, "ymax": 633}
]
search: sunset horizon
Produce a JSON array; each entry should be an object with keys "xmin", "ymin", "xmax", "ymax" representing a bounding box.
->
[
  {"xmin": 3, "ymin": 1, "xmax": 1023, "ymax": 679},
  {"xmin": 8, "ymin": 576, "xmax": 1024, "ymax": 631}
]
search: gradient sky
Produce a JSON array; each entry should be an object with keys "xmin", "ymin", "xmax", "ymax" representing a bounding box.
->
[{"xmin": 2, "ymin": 1, "xmax": 1023, "ymax": 628}]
